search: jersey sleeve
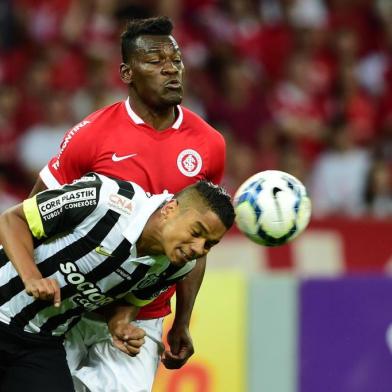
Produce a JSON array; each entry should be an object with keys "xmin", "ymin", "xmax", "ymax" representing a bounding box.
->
[
  {"xmin": 124, "ymin": 293, "xmax": 154, "ymax": 307},
  {"xmin": 207, "ymin": 132, "xmax": 226, "ymax": 184},
  {"xmin": 123, "ymin": 262, "xmax": 196, "ymax": 307},
  {"xmin": 40, "ymin": 120, "xmax": 97, "ymax": 188},
  {"xmin": 23, "ymin": 174, "xmax": 102, "ymax": 239}
]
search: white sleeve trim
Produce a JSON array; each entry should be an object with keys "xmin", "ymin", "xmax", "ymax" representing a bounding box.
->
[{"xmin": 39, "ymin": 165, "xmax": 62, "ymax": 190}]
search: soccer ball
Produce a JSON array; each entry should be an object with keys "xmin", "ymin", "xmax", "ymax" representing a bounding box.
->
[{"xmin": 233, "ymin": 170, "xmax": 311, "ymax": 247}]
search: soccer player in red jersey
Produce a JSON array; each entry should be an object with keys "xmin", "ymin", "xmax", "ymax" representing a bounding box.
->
[{"xmin": 29, "ymin": 16, "xmax": 226, "ymax": 391}]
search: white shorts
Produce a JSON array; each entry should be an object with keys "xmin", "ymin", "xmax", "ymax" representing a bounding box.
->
[{"xmin": 64, "ymin": 316, "xmax": 164, "ymax": 392}]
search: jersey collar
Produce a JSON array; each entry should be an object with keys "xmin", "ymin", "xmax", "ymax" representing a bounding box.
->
[
  {"xmin": 125, "ymin": 97, "xmax": 183, "ymax": 129},
  {"xmin": 121, "ymin": 192, "xmax": 173, "ymax": 245},
  {"xmin": 133, "ymin": 254, "xmax": 169, "ymax": 266}
]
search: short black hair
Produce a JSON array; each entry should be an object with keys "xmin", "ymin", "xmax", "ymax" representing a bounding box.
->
[
  {"xmin": 177, "ymin": 181, "xmax": 235, "ymax": 230},
  {"xmin": 121, "ymin": 16, "xmax": 173, "ymax": 62}
]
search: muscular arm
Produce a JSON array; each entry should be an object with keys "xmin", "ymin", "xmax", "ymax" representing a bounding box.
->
[
  {"xmin": 0, "ymin": 204, "xmax": 61, "ymax": 306},
  {"xmin": 162, "ymin": 255, "xmax": 206, "ymax": 369},
  {"xmin": 101, "ymin": 302, "xmax": 145, "ymax": 357},
  {"xmin": 174, "ymin": 256, "xmax": 206, "ymax": 327}
]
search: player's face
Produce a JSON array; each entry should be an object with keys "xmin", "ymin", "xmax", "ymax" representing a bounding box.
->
[
  {"xmin": 160, "ymin": 201, "xmax": 227, "ymax": 267},
  {"xmin": 124, "ymin": 35, "xmax": 184, "ymax": 108}
]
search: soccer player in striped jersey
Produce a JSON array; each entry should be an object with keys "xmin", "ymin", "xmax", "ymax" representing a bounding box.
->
[{"xmin": 0, "ymin": 173, "xmax": 234, "ymax": 392}]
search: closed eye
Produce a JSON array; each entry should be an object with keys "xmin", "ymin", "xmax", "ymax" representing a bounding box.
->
[{"xmin": 205, "ymin": 240, "xmax": 219, "ymax": 250}]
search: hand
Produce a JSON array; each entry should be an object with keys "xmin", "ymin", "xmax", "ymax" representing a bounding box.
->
[
  {"xmin": 162, "ymin": 324, "xmax": 194, "ymax": 369},
  {"xmin": 108, "ymin": 320, "xmax": 146, "ymax": 357},
  {"xmin": 24, "ymin": 277, "xmax": 61, "ymax": 307}
]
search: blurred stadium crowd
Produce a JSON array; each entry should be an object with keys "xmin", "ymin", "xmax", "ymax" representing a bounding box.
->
[{"xmin": 0, "ymin": 0, "xmax": 391, "ymax": 217}]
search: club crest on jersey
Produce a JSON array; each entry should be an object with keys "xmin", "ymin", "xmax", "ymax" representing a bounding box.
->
[
  {"xmin": 135, "ymin": 273, "xmax": 161, "ymax": 289},
  {"xmin": 177, "ymin": 149, "xmax": 202, "ymax": 177}
]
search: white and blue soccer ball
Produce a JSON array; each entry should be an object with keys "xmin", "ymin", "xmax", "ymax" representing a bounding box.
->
[{"xmin": 233, "ymin": 170, "xmax": 311, "ymax": 247}]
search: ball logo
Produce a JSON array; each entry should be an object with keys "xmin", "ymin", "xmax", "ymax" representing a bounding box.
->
[{"xmin": 177, "ymin": 149, "xmax": 202, "ymax": 177}]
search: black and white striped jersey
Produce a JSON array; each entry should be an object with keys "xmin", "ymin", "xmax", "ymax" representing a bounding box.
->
[{"xmin": 0, "ymin": 173, "xmax": 196, "ymax": 337}]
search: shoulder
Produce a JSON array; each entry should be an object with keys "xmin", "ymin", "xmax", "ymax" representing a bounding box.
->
[
  {"xmin": 180, "ymin": 106, "xmax": 224, "ymax": 140},
  {"xmin": 93, "ymin": 173, "xmax": 147, "ymax": 202},
  {"xmin": 84, "ymin": 100, "xmax": 125, "ymax": 123},
  {"xmin": 80, "ymin": 101, "xmax": 125, "ymax": 131},
  {"xmin": 63, "ymin": 101, "xmax": 125, "ymax": 143}
]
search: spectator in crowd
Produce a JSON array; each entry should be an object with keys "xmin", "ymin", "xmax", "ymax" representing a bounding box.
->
[
  {"xmin": 269, "ymin": 53, "xmax": 329, "ymax": 163},
  {"xmin": 364, "ymin": 158, "xmax": 392, "ymax": 217},
  {"xmin": 206, "ymin": 59, "xmax": 270, "ymax": 146},
  {"xmin": 18, "ymin": 92, "xmax": 73, "ymax": 181},
  {"xmin": 0, "ymin": 172, "xmax": 21, "ymax": 212},
  {"xmin": 309, "ymin": 120, "xmax": 371, "ymax": 217},
  {"xmin": 0, "ymin": 86, "xmax": 21, "ymax": 168},
  {"xmin": 71, "ymin": 58, "xmax": 125, "ymax": 120}
]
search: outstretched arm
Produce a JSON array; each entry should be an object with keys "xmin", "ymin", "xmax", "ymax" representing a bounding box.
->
[
  {"xmin": 162, "ymin": 255, "xmax": 206, "ymax": 369},
  {"xmin": 0, "ymin": 204, "xmax": 61, "ymax": 306}
]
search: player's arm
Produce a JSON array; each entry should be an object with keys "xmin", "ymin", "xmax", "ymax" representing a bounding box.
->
[
  {"xmin": 110, "ymin": 265, "xmax": 197, "ymax": 359},
  {"xmin": 100, "ymin": 295, "xmax": 152, "ymax": 357},
  {"xmin": 26, "ymin": 174, "xmax": 102, "ymax": 238},
  {"xmin": 164, "ymin": 132, "xmax": 226, "ymax": 369},
  {"xmin": 0, "ymin": 204, "xmax": 61, "ymax": 306},
  {"xmin": 29, "ymin": 176, "xmax": 47, "ymax": 197},
  {"xmin": 162, "ymin": 257, "xmax": 204, "ymax": 369},
  {"xmin": 0, "ymin": 175, "xmax": 102, "ymax": 306}
]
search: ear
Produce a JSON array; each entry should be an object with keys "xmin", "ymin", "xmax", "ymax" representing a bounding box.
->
[
  {"xmin": 160, "ymin": 199, "xmax": 179, "ymax": 218},
  {"xmin": 120, "ymin": 63, "xmax": 132, "ymax": 84}
]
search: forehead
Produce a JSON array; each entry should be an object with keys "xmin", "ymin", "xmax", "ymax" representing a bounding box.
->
[{"xmin": 134, "ymin": 35, "xmax": 180, "ymax": 54}]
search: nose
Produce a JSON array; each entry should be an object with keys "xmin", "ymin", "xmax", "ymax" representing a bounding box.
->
[
  {"xmin": 191, "ymin": 239, "xmax": 208, "ymax": 258},
  {"xmin": 161, "ymin": 60, "xmax": 179, "ymax": 75}
]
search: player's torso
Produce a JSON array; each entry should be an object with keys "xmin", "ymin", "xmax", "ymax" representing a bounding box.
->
[{"xmin": 91, "ymin": 121, "xmax": 213, "ymax": 194}]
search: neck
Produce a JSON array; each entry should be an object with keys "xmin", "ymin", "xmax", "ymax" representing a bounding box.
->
[
  {"xmin": 128, "ymin": 92, "xmax": 177, "ymax": 131},
  {"xmin": 135, "ymin": 214, "xmax": 164, "ymax": 256}
]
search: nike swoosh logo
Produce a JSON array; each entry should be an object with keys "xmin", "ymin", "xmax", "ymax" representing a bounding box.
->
[{"xmin": 112, "ymin": 153, "xmax": 137, "ymax": 162}]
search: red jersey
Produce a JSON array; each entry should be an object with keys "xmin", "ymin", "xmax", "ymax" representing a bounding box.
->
[{"xmin": 40, "ymin": 98, "xmax": 226, "ymax": 319}]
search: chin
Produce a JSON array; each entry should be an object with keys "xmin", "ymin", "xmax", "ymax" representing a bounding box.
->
[
  {"xmin": 171, "ymin": 258, "xmax": 186, "ymax": 268},
  {"xmin": 163, "ymin": 92, "xmax": 183, "ymax": 106},
  {"xmin": 170, "ymin": 247, "xmax": 188, "ymax": 267}
]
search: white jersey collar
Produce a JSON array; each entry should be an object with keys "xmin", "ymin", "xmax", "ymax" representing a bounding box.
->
[
  {"xmin": 133, "ymin": 254, "xmax": 169, "ymax": 267},
  {"xmin": 121, "ymin": 191, "xmax": 173, "ymax": 245},
  {"xmin": 125, "ymin": 97, "xmax": 183, "ymax": 129}
]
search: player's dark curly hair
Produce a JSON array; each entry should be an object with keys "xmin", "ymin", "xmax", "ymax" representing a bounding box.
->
[
  {"xmin": 121, "ymin": 16, "xmax": 173, "ymax": 63},
  {"xmin": 177, "ymin": 181, "xmax": 235, "ymax": 230}
]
